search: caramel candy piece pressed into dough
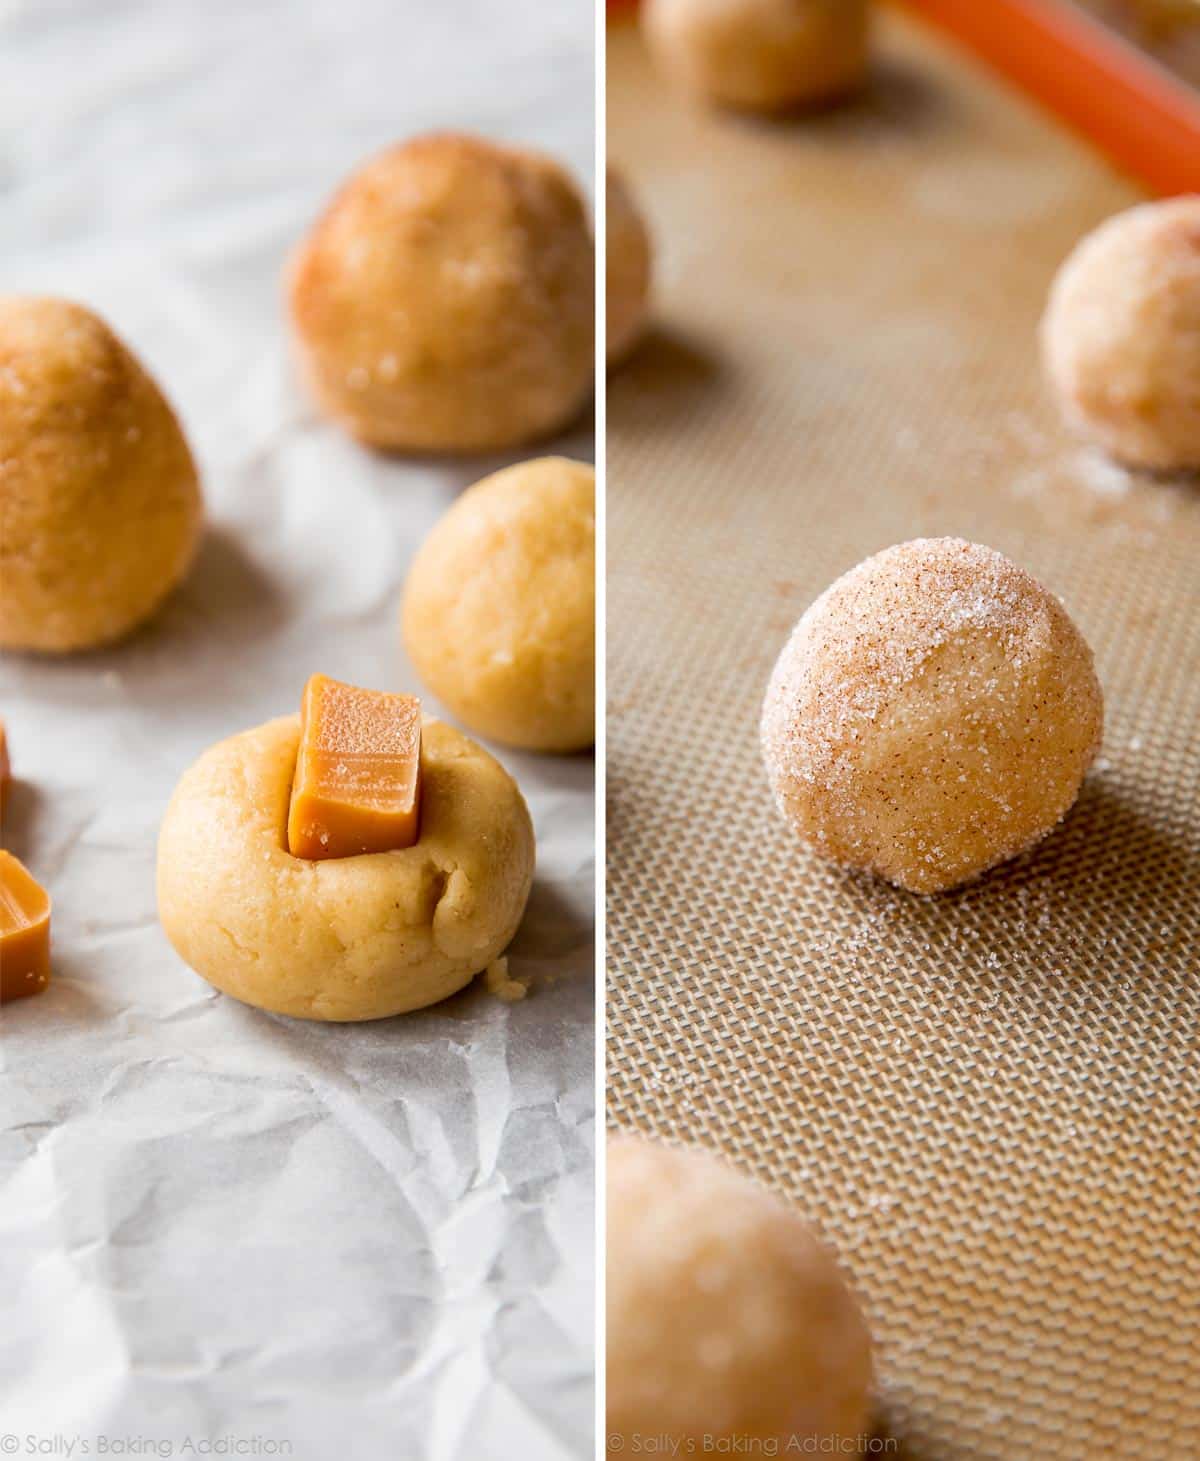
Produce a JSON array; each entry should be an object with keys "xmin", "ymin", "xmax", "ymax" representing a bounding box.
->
[
  {"xmin": 286, "ymin": 675, "xmax": 423, "ymax": 860},
  {"xmin": 0, "ymin": 851, "xmax": 51, "ymax": 1003}
]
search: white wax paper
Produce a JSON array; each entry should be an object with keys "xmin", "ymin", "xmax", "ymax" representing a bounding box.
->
[{"xmin": 0, "ymin": 3, "xmax": 596, "ymax": 1457}]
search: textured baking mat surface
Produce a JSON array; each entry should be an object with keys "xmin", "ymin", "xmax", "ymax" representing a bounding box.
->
[
  {"xmin": 0, "ymin": 3, "xmax": 593, "ymax": 1458},
  {"xmin": 607, "ymin": 12, "xmax": 1199, "ymax": 1459}
]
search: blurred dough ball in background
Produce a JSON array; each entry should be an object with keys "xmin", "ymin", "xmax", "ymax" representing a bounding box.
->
[
  {"xmin": 0, "ymin": 296, "xmax": 202, "ymax": 654},
  {"xmin": 643, "ymin": 0, "xmax": 870, "ymax": 113},
  {"xmin": 289, "ymin": 132, "xmax": 595, "ymax": 453},
  {"xmin": 1041, "ymin": 196, "xmax": 1200, "ymax": 472},
  {"xmin": 402, "ymin": 457, "xmax": 595, "ymax": 753},
  {"xmin": 607, "ymin": 1135, "xmax": 873, "ymax": 1455},
  {"xmin": 607, "ymin": 168, "xmax": 653, "ymax": 365},
  {"xmin": 762, "ymin": 538, "xmax": 1103, "ymax": 894}
]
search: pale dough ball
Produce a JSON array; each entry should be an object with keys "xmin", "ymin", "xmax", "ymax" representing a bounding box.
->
[
  {"xmin": 1042, "ymin": 197, "xmax": 1200, "ymax": 471},
  {"xmin": 607, "ymin": 169, "xmax": 653, "ymax": 365},
  {"xmin": 0, "ymin": 296, "xmax": 202, "ymax": 653},
  {"xmin": 157, "ymin": 717, "xmax": 534, "ymax": 1021},
  {"xmin": 643, "ymin": 0, "xmax": 870, "ymax": 113},
  {"xmin": 762, "ymin": 538, "xmax": 1103, "ymax": 894},
  {"xmin": 288, "ymin": 132, "xmax": 595, "ymax": 453},
  {"xmin": 402, "ymin": 457, "xmax": 595, "ymax": 753},
  {"xmin": 607, "ymin": 1135, "xmax": 873, "ymax": 1454}
]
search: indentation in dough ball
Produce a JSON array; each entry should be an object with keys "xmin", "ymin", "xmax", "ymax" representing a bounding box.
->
[
  {"xmin": 643, "ymin": 0, "xmax": 870, "ymax": 113},
  {"xmin": 607, "ymin": 1135, "xmax": 873, "ymax": 1453},
  {"xmin": 761, "ymin": 538, "xmax": 1103, "ymax": 894},
  {"xmin": 0, "ymin": 296, "xmax": 202, "ymax": 653},
  {"xmin": 607, "ymin": 168, "xmax": 653, "ymax": 365},
  {"xmin": 288, "ymin": 132, "xmax": 595, "ymax": 453},
  {"xmin": 1041, "ymin": 196, "xmax": 1200, "ymax": 472},
  {"xmin": 402, "ymin": 457, "xmax": 595, "ymax": 753}
]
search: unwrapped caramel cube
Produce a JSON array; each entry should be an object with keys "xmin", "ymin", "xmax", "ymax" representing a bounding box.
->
[
  {"xmin": 287, "ymin": 675, "xmax": 423, "ymax": 860},
  {"xmin": 0, "ymin": 719, "xmax": 10, "ymax": 802},
  {"xmin": 0, "ymin": 850, "xmax": 51, "ymax": 1003}
]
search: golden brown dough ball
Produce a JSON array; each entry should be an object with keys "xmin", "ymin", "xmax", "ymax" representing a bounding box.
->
[
  {"xmin": 1041, "ymin": 197, "xmax": 1200, "ymax": 472},
  {"xmin": 0, "ymin": 296, "xmax": 202, "ymax": 654},
  {"xmin": 607, "ymin": 1135, "xmax": 873, "ymax": 1455},
  {"xmin": 402, "ymin": 457, "xmax": 595, "ymax": 753},
  {"xmin": 157, "ymin": 716, "xmax": 534, "ymax": 1022},
  {"xmin": 607, "ymin": 168, "xmax": 653, "ymax": 365},
  {"xmin": 762, "ymin": 538, "xmax": 1103, "ymax": 894},
  {"xmin": 643, "ymin": 0, "xmax": 870, "ymax": 114},
  {"xmin": 288, "ymin": 132, "xmax": 595, "ymax": 453}
]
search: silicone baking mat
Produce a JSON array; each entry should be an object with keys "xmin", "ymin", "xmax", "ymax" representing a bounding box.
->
[{"xmin": 606, "ymin": 10, "xmax": 1200, "ymax": 1458}]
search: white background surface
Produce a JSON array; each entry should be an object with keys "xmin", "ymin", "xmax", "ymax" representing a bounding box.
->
[{"xmin": 0, "ymin": 2, "xmax": 596, "ymax": 1457}]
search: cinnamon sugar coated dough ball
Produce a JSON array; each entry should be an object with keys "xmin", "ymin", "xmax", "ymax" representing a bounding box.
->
[
  {"xmin": 157, "ymin": 717, "xmax": 534, "ymax": 1021},
  {"xmin": 1042, "ymin": 197, "xmax": 1200, "ymax": 471},
  {"xmin": 607, "ymin": 1136, "xmax": 873, "ymax": 1454},
  {"xmin": 762, "ymin": 538, "xmax": 1103, "ymax": 894},
  {"xmin": 402, "ymin": 457, "xmax": 594, "ymax": 752},
  {"xmin": 288, "ymin": 132, "xmax": 594, "ymax": 452},
  {"xmin": 643, "ymin": 0, "xmax": 870, "ymax": 113},
  {"xmin": 0, "ymin": 296, "xmax": 202, "ymax": 653},
  {"xmin": 607, "ymin": 169, "xmax": 652, "ymax": 364}
]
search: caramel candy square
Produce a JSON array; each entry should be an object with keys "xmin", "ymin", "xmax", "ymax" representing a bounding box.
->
[
  {"xmin": 287, "ymin": 675, "xmax": 423, "ymax": 860},
  {"xmin": 0, "ymin": 851, "xmax": 51, "ymax": 1004}
]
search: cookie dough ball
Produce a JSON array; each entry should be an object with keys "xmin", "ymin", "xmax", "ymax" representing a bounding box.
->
[
  {"xmin": 0, "ymin": 296, "xmax": 202, "ymax": 653},
  {"xmin": 157, "ymin": 716, "xmax": 534, "ymax": 1021},
  {"xmin": 607, "ymin": 169, "xmax": 653, "ymax": 365},
  {"xmin": 643, "ymin": 0, "xmax": 870, "ymax": 113},
  {"xmin": 402, "ymin": 457, "xmax": 594, "ymax": 753},
  {"xmin": 762, "ymin": 538, "xmax": 1103, "ymax": 894},
  {"xmin": 607, "ymin": 1136, "xmax": 873, "ymax": 1454},
  {"xmin": 1042, "ymin": 197, "xmax": 1200, "ymax": 471},
  {"xmin": 288, "ymin": 132, "xmax": 595, "ymax": 453}
]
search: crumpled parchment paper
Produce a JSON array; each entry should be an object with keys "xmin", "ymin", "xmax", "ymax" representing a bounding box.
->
[{"xmin": 0, "ymin": 2, "xmax": 595, "ymax": 1457}]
